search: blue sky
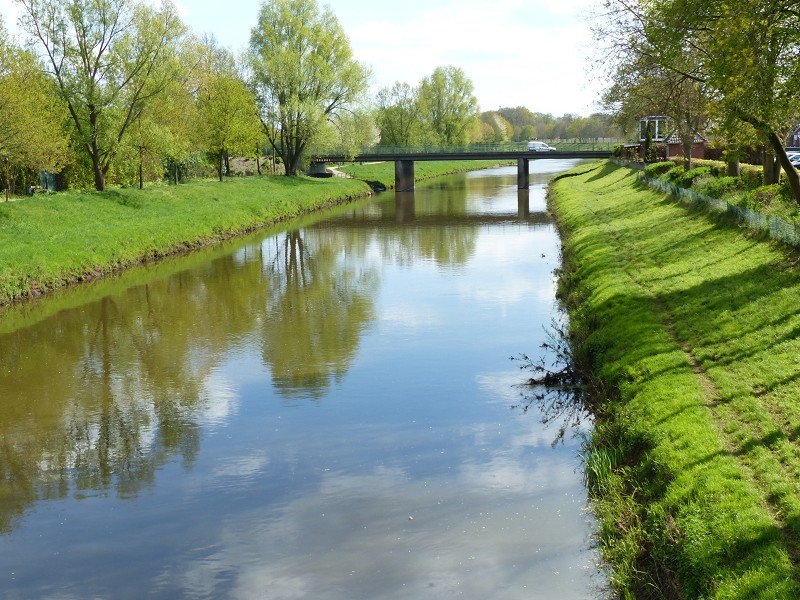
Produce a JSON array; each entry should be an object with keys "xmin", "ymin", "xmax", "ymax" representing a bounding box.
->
[{"xmin": 0, "ymin": 0, "xmax": 605, "ymax": 115}]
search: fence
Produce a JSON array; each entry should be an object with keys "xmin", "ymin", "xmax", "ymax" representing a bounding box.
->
[{"xmin": 637, "ymin": 171, "xmax": 800, "ymax": 248}]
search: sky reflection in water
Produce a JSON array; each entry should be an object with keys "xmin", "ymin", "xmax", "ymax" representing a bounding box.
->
[{"xmin": 0, "ymin": 161, "xmax": 605, "ymax": 599}]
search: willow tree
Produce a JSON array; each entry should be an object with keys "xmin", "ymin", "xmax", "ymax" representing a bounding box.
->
[
  {"xmin": 17, "ymin": 0, "xmax": 186, "ymax": 191},
  {"xmin": 375, "ymin": 82, "xmax": 423, "ymax": 146},
  {"xmin": 247, "ymin": 0, "xmax": 369, "ymax": 176},
  {"xmin": 417, "ymin": 66, "xmax": 480, "ymax": 146}
]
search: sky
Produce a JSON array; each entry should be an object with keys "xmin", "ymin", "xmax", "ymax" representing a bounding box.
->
[{"xmin": 0, "ymin": 0, "xmax": 606, "ymax": 116}]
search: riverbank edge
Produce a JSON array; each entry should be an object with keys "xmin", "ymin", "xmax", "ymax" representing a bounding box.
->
[
  {"xmin": 0, "ymin": 160, "xmax": 508, "ymax": 308},
  {"xmin": 547, "ymin": 160, "xmax": 800, "ymax": 598}
]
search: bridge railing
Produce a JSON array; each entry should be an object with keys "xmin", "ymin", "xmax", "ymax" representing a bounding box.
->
[{"xmin": 309, "ymin": 139, "xmax": 623, "ymax": 159}]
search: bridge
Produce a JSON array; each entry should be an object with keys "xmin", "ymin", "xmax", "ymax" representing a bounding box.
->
[{"xmin": 309, "ymin": 145, "xmax": 613, "ymax": 191}]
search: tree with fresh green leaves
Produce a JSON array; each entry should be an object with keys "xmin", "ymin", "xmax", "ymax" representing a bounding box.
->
[
  {"xmin": 0, "ymin": 17, "xmax": 70, "ymax": 190},
  {"xmin": 327, "ymin": 106, "xmax": 378, "ymax": 159},
  {"xmin": 16, "ymin": 0, "xmax": 187, "ymax": 191},
  {"xmin": 594, "ymin": 0, "xmax": 800, "ymax": 202},
  {"xmin": 417, "ymin": 66, "xmax": 480, "ymax": 146},
  {"xmin": 375, "ymin": 82, "xmax": 422, "ymax": 146},
  {"xmin": 479, "ymin": 112, "xmax": 513, "ymax": 142},
  {"xmin": 247, "ymin": 0, "xmax": 369, "ymax": 176},
  {"xmin": 193, "ymin": 39, "xmax": 262, "ymax": 181}
]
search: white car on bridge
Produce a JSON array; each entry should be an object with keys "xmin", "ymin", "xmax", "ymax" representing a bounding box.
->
[{"xmin": 527, "ymin": 141, "xmax": 556, "ymax": 152}]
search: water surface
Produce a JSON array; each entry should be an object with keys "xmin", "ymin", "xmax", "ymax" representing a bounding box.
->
[{"xmin": 0, "ymin": 160, "xmax": 605, "ymax": 599}]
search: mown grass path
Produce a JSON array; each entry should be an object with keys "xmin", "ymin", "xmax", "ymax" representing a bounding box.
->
[{"xmin": 549, "ymin": 161, "xmax": 800, "ymax": 598}]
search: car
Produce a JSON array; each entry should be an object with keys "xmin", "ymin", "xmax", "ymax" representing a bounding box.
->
[{"xmin": 527, "ymin": 141, "xmax": 556, "ymax": 152}]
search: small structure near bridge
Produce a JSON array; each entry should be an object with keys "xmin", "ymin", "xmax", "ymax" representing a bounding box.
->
[{"xmin": 631, "ymin": 115, "xmax": 706, "ymax": 162}]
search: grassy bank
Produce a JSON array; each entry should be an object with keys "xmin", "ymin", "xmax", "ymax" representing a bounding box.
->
[
  {"xmin": 549, "ymin": 161, "xmax": 800, "ymax": 598},
  {"xmin": 0, "ymin": 175, "xmax": 371, "ymax": 306}
]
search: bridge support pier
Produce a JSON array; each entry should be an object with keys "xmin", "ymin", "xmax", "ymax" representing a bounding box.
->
[
  {"xmin": 517, "ymin": 158, "xmax": 529, "ymax": 189},
  {"xmin": 395, "ymin": 160, "xmax": 415, "ymax": 192},
  {"xmin": 308, "ymin": 162, "xmax": 329, "ymax": 177}
]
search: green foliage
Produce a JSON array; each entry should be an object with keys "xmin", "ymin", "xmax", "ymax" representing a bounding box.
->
[
  {"xmin": 593, "ymin": 0, "xmax": 800, "ymax": 205},
  {"xmin": 375, "ymin": 82, "xmax": 423, "ymax": 146},
  {"xmin": 0, "ymin": 23, "xmax": 70, "ymax": 183},
  {"xmin": 417, "ymin": 66, "xmax": 480, "ymax": 146},
  {"xmin": 675, "ymin": 166, "xmax": 711, "ymax": 188},
  {"xmin": 693, "ymin": 175, "xmax": 743, "ymax": 199},
  {"xmin": 740, "ymin": 184, "xmax": 797, "ymax": 215},
  {"xmin": 642, "ymin": 161, "xmax": 677, "ymax": 178},
  {"xmin": 248, "ymin": 0, "xmax": 369, "ymax": 176},
  {"xmin": 18, "ymin": 0, "xmax": 187, "ymax": 191}
]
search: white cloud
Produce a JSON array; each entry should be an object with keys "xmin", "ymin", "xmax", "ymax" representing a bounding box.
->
[{"xmin": 2, "ymin": 0, "xmax": 606, "ymax": 114}]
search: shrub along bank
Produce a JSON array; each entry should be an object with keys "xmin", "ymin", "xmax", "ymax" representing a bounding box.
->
[{"xmin": 549, "ymin": 161, "xmax": 800, "ymax": 599}]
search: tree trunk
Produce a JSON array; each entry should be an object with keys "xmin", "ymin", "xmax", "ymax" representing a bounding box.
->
[
  {"xmin": 92, "ymin": 154, "xmax": 106, "ymax": 191},
  {"xmin": 736, "ymin": 112, "xmax": 800, "ymax": 205},
  {"xmin": 217, "ymin": 150, "xmax": 224, "ymax": 182},
  {"xmin": 89, "ymin": 108, "xmax": 106, "ymax": 191},
  {"xmin": 138, "ymin": 149, "xmax": 144, "ymax": 190},
  {"xmin": 766, "ymin": 131, "xmax": 800, "ymax": 205},
  {"xmin": 682, "ymin": 140, "xmax": 693, "ymax": 170},
  {"xmin": 764, "ymin": 148, "xmax": 778, "ymax": 185},
  {"xmin": 727, "ymin": 158, "xmax": 740, "ymax": 177}
]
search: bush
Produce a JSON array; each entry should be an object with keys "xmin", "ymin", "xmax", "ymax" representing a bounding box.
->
[
  {"xmin": 664, "ymin": 165, "xmax": 686, "ymax": 184},
  {"xmin": 675, "ymin": 166, "xmax": 712, "ymax": 188},
  {"xmin": 643, "ymin": 161, "xmax": 678, "ymax": 178},
  {"xmin": 695, "ymin": 176, "xmax": 744, "ymax": 199},
  {"xmin": 742, "ymin": 184, "xmax": 795, "ymax": 214}
]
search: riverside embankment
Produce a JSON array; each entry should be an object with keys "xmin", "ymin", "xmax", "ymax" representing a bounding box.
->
[
  {"xmin": 549, "ymin": 161, "xmax": 800, "ymax": 598},
  {"xmin": 0, "ymin": 176, "xmax": 369, "ymax": 306}
]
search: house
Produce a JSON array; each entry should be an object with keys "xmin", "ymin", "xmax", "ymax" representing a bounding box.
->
[{"xmin": 637, "ymin": 115, "xmax": 706, "ymax": 161}]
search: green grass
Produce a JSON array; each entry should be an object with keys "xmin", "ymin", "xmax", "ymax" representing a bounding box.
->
[
  {"xmin": 336, "ymin": 159, "xmax": 514, "ymax": 187},
  {"xmin": 550, "ymin": 161, "xmax": 800, "ymax": 598},
  {"xmin": 0, "ymin": 175, "xmax": 371, "ymax": 305}
]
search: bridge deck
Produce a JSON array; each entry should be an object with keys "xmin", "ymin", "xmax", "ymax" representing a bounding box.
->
[{"xmin": 312, "ymin": 150, "xmax": 612, "ymax": 163}]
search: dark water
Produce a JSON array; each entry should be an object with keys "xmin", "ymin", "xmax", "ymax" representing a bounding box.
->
[{"xmin": 0, "ymin": 161, "xmax": 606, "ymax": 599}]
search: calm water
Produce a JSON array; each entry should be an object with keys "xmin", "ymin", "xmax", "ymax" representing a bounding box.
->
[{"xmin": 0, "ymin": 161, "xmax": 605, "ymax": 599}]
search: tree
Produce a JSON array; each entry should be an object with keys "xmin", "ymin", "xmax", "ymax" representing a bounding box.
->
[
  {"xmin": 375, "ymin": 82, "xmax": 422, "ymax": 146},
  {"xmin": 417, "ymin": 66, "xmax": 480, "ymax": 146},
  {"xmin": 593, "ymin": 0, "xmax": 800, "ymax": 204},
  {"xmin": 248, "ymin": 0, "xmax": 369, "ymax": 176},
  {"xmin": 480, "ymin": 111, "xmax": 513, "ymax": 142},
  {"xmin": 17, "ymin": 0, "xmax": 187, "ymax": 191},
  {"xmin": 193, "ymin": 39, "xmax": 262, "ymax": 181},
  {"xmin": 0, "ymin": 17, "xmax": 69, "ymax": 189}
]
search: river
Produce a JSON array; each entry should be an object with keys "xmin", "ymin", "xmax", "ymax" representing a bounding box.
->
[{"xmin": 0, "ymin": 160, "xmax": 606, "ymax": 599}]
